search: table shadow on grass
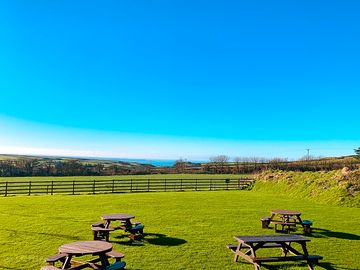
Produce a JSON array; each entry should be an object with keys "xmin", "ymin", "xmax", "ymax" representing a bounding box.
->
[
  {"xmin": 111, "ymin": 233, "xmax": 187, "ymax": 247},
  {"xmin": 237, "ymin": 262, "xmax": 318, "ymax": 270},
  {"xmin": 316, "ymin": 262, "xmax": 359, "ymax": 270},
  {"xmin": 246, "ymin": 262, "xmax": 355, "ymax": 270},
  {"xmin": 309, "ymin": 228, "xmax": 360, "ymax": 240}
]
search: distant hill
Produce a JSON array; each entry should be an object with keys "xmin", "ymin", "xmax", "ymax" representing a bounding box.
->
[
  {"xmin": 0, "ymin": 154, "xmax": 156, "ymax": 176},
  {"xmin": 0, "ymin": 154, "xmax": 179, "ymax": 166},
  {"xmin": 0, "ymin": 153, "xmax": 359, "ymax": 177}
]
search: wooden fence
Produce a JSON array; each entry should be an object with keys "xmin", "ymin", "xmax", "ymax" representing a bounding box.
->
[{"xmin": 0, "ymin": 178, "xmax": 254, "ymax": 196}]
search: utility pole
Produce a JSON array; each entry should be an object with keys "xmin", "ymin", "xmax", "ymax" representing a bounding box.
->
[{"xmin": 306, "ymin": 149, "xmax": 310, "ymax": 160}]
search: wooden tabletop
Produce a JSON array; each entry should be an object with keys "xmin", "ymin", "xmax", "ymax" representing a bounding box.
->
[
  {"xmin": 271, "ymin": 209, "xmax": 301, "ymax": 216},
  {"xmin": 101, "ymin": 214, "xmax": 135, "ymax": 220},
  {"xmin": 234, "ymin": 234, "xmax": 309, "ymax": 243},
  {"xmin": 59, "ymin": 241, "xmax": 112, "ymax": 255}
]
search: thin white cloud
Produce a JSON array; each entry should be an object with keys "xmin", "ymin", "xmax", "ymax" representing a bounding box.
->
[{"xmin": 0, "ymin": 115, "xmax": 359, "ymax": 160}]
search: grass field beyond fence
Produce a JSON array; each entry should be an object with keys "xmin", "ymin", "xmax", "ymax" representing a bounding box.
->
[
  {"xmin": 0, "ymin": 176, "xmax": 253, "ymax": 196},
  {"xmin": 0, "ymin": 187, "xmax": 359, "ymax": 269}
]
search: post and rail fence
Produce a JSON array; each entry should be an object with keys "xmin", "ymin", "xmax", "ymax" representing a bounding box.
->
[{"xmin": 0, "ymin": 178, "xmax": 254, "ymax": 196}]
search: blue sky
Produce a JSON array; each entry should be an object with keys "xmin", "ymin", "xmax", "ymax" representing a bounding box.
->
[{"xmin": 0, "ymin": 1, "xmax": 359, "ymax": 160}]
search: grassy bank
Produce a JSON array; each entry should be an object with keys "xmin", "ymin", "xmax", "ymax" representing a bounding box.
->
[
  {"xmin": 253, "ymin": 169, "xmax": 360, "ymax": 207},
  {"xmin": 0, "ymin": 190, "xmax": 359, "ymax": 269}
]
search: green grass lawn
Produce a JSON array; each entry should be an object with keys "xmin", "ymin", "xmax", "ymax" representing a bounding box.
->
[{"xmin": 0, "ymin": 190, "xmax": 359, "ymax": 269}]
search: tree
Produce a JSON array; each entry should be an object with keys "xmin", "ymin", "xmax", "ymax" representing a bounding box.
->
[
  {"xmin": 95, "ymin": 163, "xmax": 104, "ymax": 175},
  {"xmin": 174, "ymin": 159, "xmax": 187, "ymax": 173},
  {"xmin": 268, "ymin": 157, "xmax": 287, "ymax": 170},
  {"xmin": 354, "ymin": 147, "xmax": 360, "ymax": 159},
  {"xmin": 22, "ymin": 159, "xmax": 40, "ymax": 176},
  {"xmin": 209, "ymin": 155, "xmax": 230, "ymax": 173},
  {"xmin": 233, "ymin": 157, "xmax": 242, "ymax": 174}
]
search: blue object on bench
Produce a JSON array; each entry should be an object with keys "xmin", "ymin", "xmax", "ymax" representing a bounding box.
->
[
  {"xmin": 302, "ymin": 220, "xmax": 313, "ymax": 234},
  {"xmin": 133, "ymin": 224, "xmax": 144, "ymax": 230},
  {"xmin": 128, "ymin": 224, "xmax": 144, "ymax": 233},
  {"xmin": 302, "ymin": 220, "xmax": 313, "ymax": 225},
  {"xmin": 105, "ymin": 261, "xmax": 126, "ymax": 270}
]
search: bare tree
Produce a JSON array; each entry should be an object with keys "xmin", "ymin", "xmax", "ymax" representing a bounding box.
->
[
  {"xmin": 268, "ymin": 157, "xmax": 287, "ymax": 170},
  {"xmin": 233, "ymin": 157, "xmax": 242, "ymax": 174},
  {"xmin": 209, "ymin": 155, "xmax": 230, "ymax": 173},
  {"xmin": 174, "ymin": 159, "xmax": 187, "ymax": 173}
]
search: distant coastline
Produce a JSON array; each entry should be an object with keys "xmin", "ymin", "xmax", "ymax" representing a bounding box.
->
[
  {"xmin": 0, "ymin": 153, "xmax": 205, "ymax": 167},
  {"xmin": 98, "ymin": 157, "xmax": 177, "ymax": 167},
  {"xmin": 92, "ymin": 157, "xmax": 206, "ymax": 167}
]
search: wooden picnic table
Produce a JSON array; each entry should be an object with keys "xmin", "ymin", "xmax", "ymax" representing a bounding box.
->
[
  {"xmin": 228, "ymin": 234, "xmax": 322, "ymax": 270},
  {"xmin": 100, "ymin": 213, "xmax": 144, "ymax": 241},
  {"xmin": 59, "ymin": 240, "xmax": 112, "ymax": 269},
  {"xmin": 101, "ymin": 214, "xmax": 135, "ymax": 229},
  {"xmin": 270, "ymin": 209, "xmax": 303, "ymax": 232}
]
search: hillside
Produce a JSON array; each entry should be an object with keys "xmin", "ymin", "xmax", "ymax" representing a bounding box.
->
[
  {"xmin": 0, "ymin": 154, "xmax": 155, "ymax": 176},
  {"xmin": 253, "ymin": 168, "xmax": 360, "ymax": 207}
]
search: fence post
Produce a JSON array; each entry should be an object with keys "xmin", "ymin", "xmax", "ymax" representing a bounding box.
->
[
  {"xmin": 130, "ymin": 179, "xmax": 133, "ymax": 192},
  {"xmin": 210, "ymin": 179, "xmax": 212, "ymax": 191},
  {"xmin": 112, "ymin": 179, "xmax": 115, "ymax": 193},
  {"xmin": 164, "ymin": 179, "xmax": 167, "ymax": 192},
  {"xmin": 147, "ymin": 179, "xmax": 150, "ymax": 192},
  {"xmin": 72, "ymin": 180, "xmax": 75, "ymax": 195},
  {"xmin": 28, "ymin": 181, "xmax": 32, "ymax": 196},
  {"xmin": 51, "ymin": 181, "xmax": 54, "ymax": 195},
  {"xmin": 195, "ymin": 179, "xmax": 197, "ymax": 191},
  {"xmin": 93, "ymin": 180, "xmax": 96, "ymax": 194},
  {"xmin": 180, "ymin": 179, "xmax": 183, "ymax": 191},
  {"xmin": 5, "ymin": 181, "xmax": 8, "ymax": 197}
]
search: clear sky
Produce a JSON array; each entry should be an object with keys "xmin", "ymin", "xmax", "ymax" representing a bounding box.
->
[{"xmin": 0, "ymin": 1, "xmax": 359, "ymax": 161}]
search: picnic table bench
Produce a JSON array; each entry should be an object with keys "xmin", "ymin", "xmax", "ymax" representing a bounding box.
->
[
  {"xmin": 227, "ymin": 234, "xmax": 322, "ymax": 270},
  {"xmin": 91, "ymin": 222, "xmax": 115, "ymax": 242}
]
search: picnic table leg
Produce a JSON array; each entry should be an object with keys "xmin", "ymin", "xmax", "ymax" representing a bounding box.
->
[
  {"xmin": 283, "ymin": 242, "xmax": 302, "ymax": 256},
  {"xmin": 234, "ymin": 243, "xmax": 241, "ymax": 262},
  {"xmin": 307, "ymin": 263, "xmax": 315, "ymax": 270},
  {"xmin": 297, "ymin": 215, "xmax": 303, "ymax": 224},
  {"xmin": 251, "ymin": 244, "xmax": 261, "ymax": 270},
  {"xmin": 300, "ymin": 242, "xmax": 315, "ymax": 270},
  {"xmin": 250, "ymin": 243, "xmax": 258, "ymax": 258},
  {"xmin": 104, "ymin": 220, "xmax": 111, "ymax": 229},
  {"xmin": 99, "ymin": 254, "xmax": 110, "ymax": 267},
  {"xmin": 283, "ymin": 215, "xmax": 291, "ymax": 232},
  {"xmin": 280, "ymin": 242, "xmax": 288, "ymax": 257},
  {"xmin": 93, "ymin": 230, "xmax": 99, "ymax": 240},
  {"xmin": 62, "ymin": 255, "xmax": 72, "ymax": 270}
]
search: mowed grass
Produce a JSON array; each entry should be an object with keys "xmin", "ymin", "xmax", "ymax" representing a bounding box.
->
[{"xmin": 0, "ymin": 190, "xmax": 359, "ymax": 269}]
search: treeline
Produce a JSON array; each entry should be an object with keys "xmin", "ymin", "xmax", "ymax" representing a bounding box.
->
[
  {"xmin": 0, "ymin": 159, "xmax": 153, "ymax": 177},
  {"xmin": 1, "ymin": 155, "xmax": 359, "ymax": 177},
  {"xmin": 170, "ymin": 155, "xmax": 360, "ymax": 174}
]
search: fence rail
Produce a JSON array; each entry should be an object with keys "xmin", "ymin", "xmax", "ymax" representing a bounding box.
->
[{"xmin": 0, "ymin": 178, "xmax": 254, "ymax": 196}]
